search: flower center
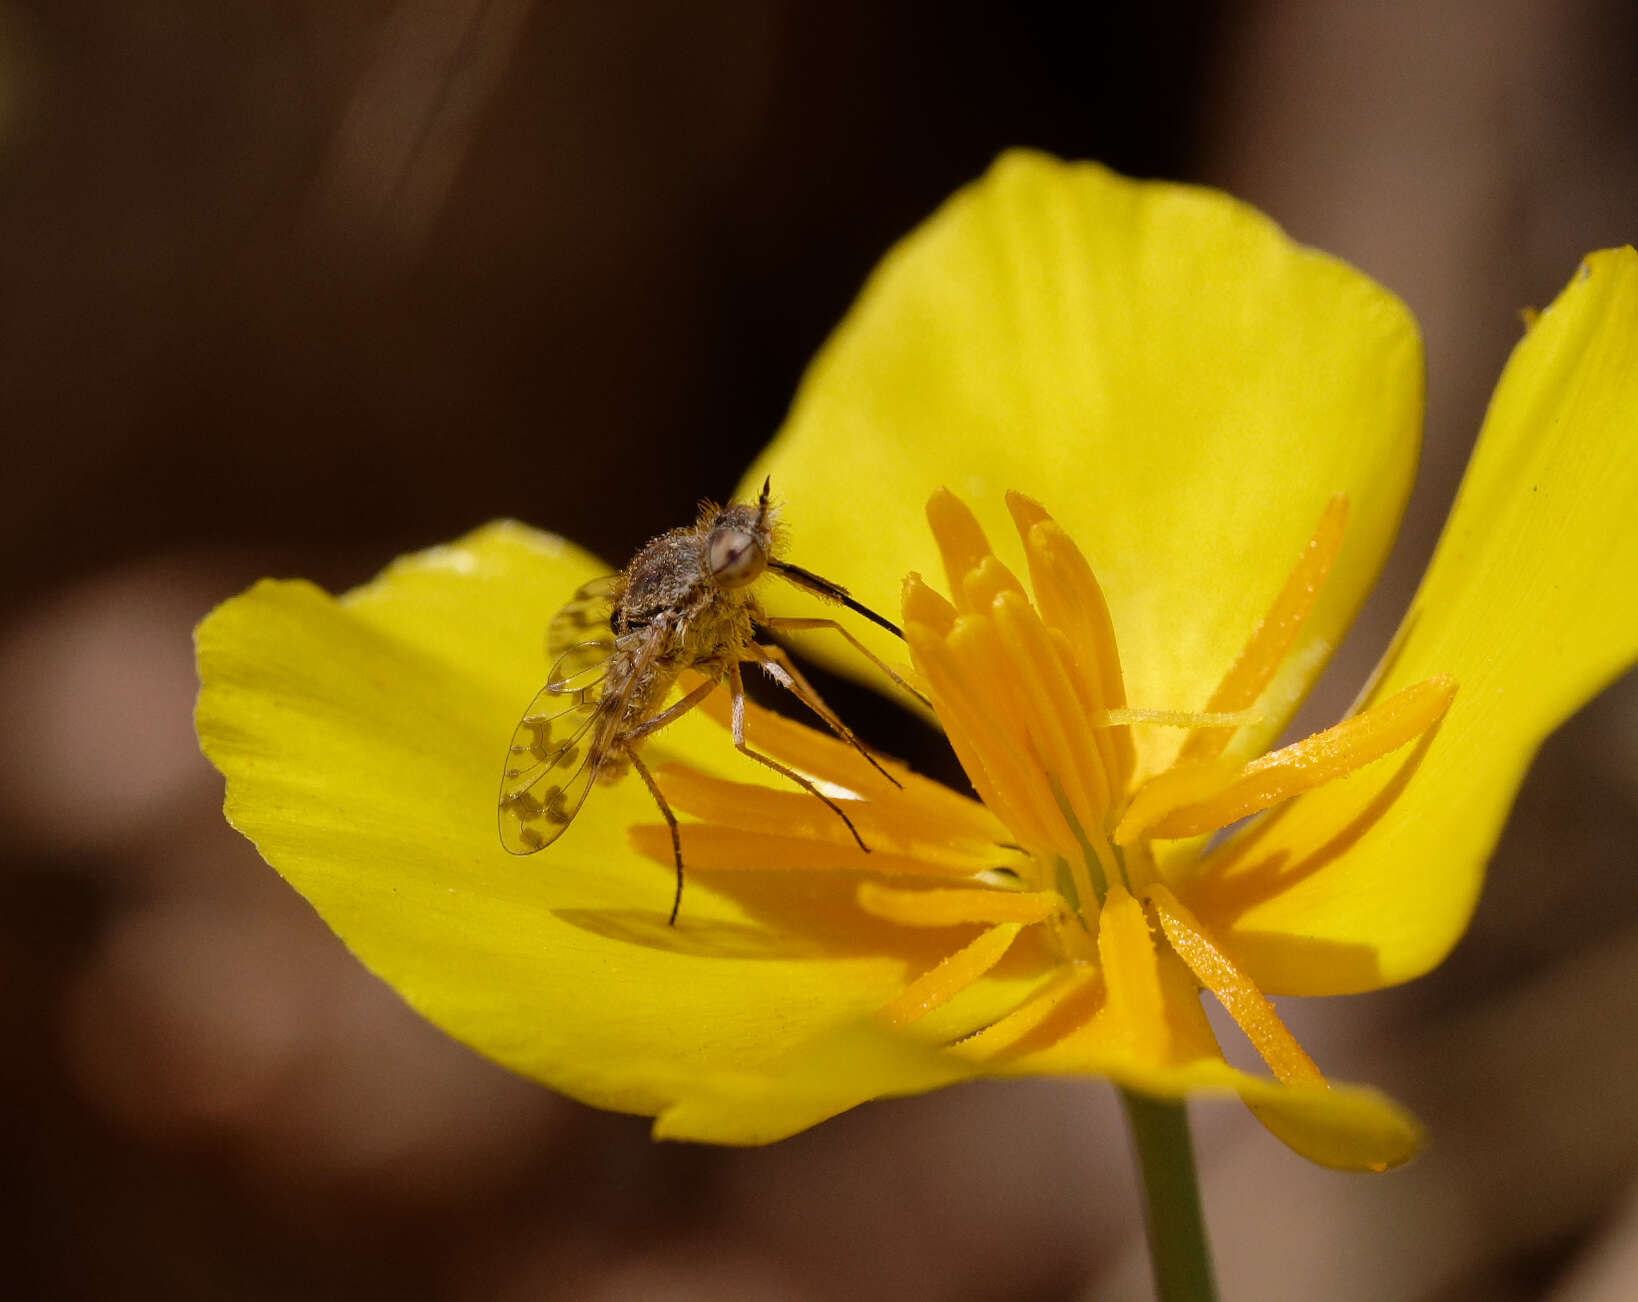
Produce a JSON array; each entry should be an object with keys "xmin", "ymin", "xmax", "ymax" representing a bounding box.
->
[{"xmin": 630, "ymin": 489, "xmax": 1454, "ymax": 1090}]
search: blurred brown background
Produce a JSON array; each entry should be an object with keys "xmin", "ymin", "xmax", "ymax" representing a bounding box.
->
[{"xmin": 2, "ymin": 2, "xmax": 1636, "ymax": 1299}]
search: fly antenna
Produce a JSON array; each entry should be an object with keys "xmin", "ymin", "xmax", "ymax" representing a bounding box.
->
[{"xmin": 768, "ymin": 559, "xmax": 904, "ymax": 639}]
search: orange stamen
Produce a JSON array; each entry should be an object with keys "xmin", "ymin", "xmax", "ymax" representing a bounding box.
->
[
  {"xmin": 1144, "ymin": 883, "xmax": 1323, "ymax": 1086},
  {"xmin": 961, "ymin": 554, "xmax": 1028, "ymax": 612},
  {"xmin": 905, "ymin": 618, "xmax": 1060, "ymax": 853},
  {"xmin": 1009, "ymin": 495, "xmax": 1133, "ymax": 791},
  {"xmin": 686, "ymin": 670, "xmax": 1002, "ymax": 840},
  {"xmin": 1096, "ymin": 706, "xmax": 1263, "ymax": 729},
  {"xmin": 628, "ymin": 823, "xmax": 972, "ymax": 878},
  {"xmin": 943, "ymin": 619, "xmax": 1081, "ymax": 858},
  {"xmin": 1096, "ymin": 882, "xmax": 1170, "ymax": 1063},
  {"xmin": 991, "ymin": 589, "xmax": 1113, "ymax": 835},
  {"xmin": 902, "ymin": 571, "xmax": 958, "ymax": 635},
  {"xmin": 955, "ymin": 964, "xmax": 1102, "ymax": 1060},
  {"xmin": 879, "ymin": 922, "xmax": 1024, "ymax": 1028},
  {"xmin": 653, "ymin": 767, "xmax": 1008, "ymax": 874},
  {"xmin": 1116, "ymin": 675, "xmax": 1457, "ymax": 843},
  {"xmin": 1113, "ymin": 757, "xmax": 1242, "ymax": 844},
  {"xmin": 927, "ymin": 490, "xmax": 1005, "ymax": 611},
  {"xmin": 857, "ymin": 882, "xmax": 1062, "ymax": 927},
  {"xmin": 1178, "ymin": 494, "xmax": 1349, "ymax": 764}
]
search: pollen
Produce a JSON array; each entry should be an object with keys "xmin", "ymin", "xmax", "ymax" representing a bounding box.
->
[{"xmin": 630, "ymin": 490, "xmax": 1456, "ymax": 1095}]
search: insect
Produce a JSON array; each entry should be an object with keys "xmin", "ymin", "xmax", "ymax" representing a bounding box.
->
[{"xmin": 498, "ymin": 479, "xmax": 924, "ymax": 924}]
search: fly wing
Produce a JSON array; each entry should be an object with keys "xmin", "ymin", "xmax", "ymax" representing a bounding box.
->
[
  {"xmin": 498, "ymin": 621, "xmax": 665, "ymax": 856},
  {"xmin": 546, "ymin": 574, "xmax": 619, "ymax": 666},
  {"xmin": 546, "ymin": 639, "xmax": 614, "ymax": 696},
  {"xmin": 498, "ymin": 686, "xmax": 617, "ymax": 854},
  {"xmin": 491, "ymin": 687, "xmax": 615, "ymax": 858}
]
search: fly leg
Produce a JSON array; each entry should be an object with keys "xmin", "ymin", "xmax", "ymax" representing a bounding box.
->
[
  {"xmin": 621, "ymin": 675, "xmax": 720, "ymax": 744},
  {"xmin": 758, "ymin": 615, "xmax": 931, "ymax": 709},
  {"xmin": 744, "ymin": 641, "xmax": 902, "ymax": 789},
  {"xmin": 626, "ymin": 748, "xmax": 687, "ymax": 926},
  {"xmin": 727, "ymin": 662, "xmax": 869, "ymax": 853},
  {"xmin": 620, "ymin": 673, "xmax": 723, "ymax": 926}
]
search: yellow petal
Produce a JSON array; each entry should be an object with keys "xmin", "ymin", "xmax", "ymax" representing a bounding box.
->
[
  {"xmin": 744, "ymin": 150, "xmax": 1421, "ymax": 778},
  {"xmin": 1105, "ymin": 1059, "xmax": 1422, "ymax": 1171},
  {"xmin": 983, "ymin": 946, "xmax": 1421, "ymax": 1169},
  {"xmin": 1233, "ymin": 1074, "xmax": 1424, "ymax": 1172},
  {"xmin": 194, "ymin": 523, "xmax": 936, "ymax": 1119},
  {"xmin": 1178, "ymin": 493, "xmax": 1350, "ymax": 764},
  {"xmin": 1003, "ymin": 1028, "xmax": 1420, "ymax": 1171},
  {"xmin": 1189, "ymin": 249, "xmax": 1638, "ymax": 994},
  {"xmin": 650, "ymin": 944, "xmax": 1419, "ymax": 1166},
  {"xmin": 651, "ymin": 1021, "xmax": 985, "ymax": 1145}
]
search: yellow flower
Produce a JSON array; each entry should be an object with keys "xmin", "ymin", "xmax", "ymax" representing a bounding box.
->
[
  {"xmin": 196, "ymin": 153, "xmax": 1638, "ymax": 1174},
  {"xmin": 640, "ymin": 482, "xmax": 1461, "ymax": 1169}
]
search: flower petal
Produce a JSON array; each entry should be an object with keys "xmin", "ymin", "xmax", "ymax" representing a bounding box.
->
[
  {"xmin": 1098, "ymin": 1058, "xmax": 1421, "ymax": 1171},
  {"xmin": 195, "ymin": 523, "xmax": 945, "ymax": 1119},
  {"xmin": 1221, "ymin": 1071, "xmax": 1424, "ymax": 1172},
  {"xmin": 1189, "ymin": 249, "xmax": 1638, "ymax": 994},
  {"xmin": 657, "ymin": 979, "xmax": 1422, "ymax": 1168},
  {"xmin": 990, "ymin": 977, "xmax": 1420, "ymax": 1170},
  {"xmin": 968, "ymin": 947, "xmax": 1421, "ymax": 1169},
  {"xmin": 651, "ymin": 1021, "xmax": 986, "ymax": 1145},
  {"xmin": 744, "ymin": 150, "xmax": 1421, "ymax": 776}
]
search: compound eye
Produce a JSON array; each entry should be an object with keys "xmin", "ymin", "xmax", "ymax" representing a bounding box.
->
[{"xmin": 708, "ymin": 528, "xmax": 765, "ymax": 588}]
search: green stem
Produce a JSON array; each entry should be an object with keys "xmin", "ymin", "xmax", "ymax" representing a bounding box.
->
[{"xmin": 1120, "ymin": 1089, "xmax": 1218, "ymax": 1302}]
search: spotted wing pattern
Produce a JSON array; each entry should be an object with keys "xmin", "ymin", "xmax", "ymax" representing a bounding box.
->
[
  {"xmin": 497, "ymin": 685, "xmax": 616, "ymax": 854},
  {"xmin": 546, "ymin": 574, "xmax": 618, "ymax": 665}
]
